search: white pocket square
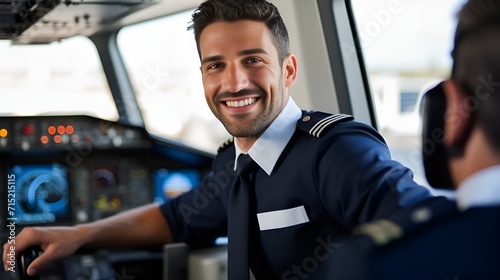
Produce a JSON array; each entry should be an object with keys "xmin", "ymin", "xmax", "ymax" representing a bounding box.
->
[{"xmin": 257, "ymin": 205, "xmax": 310, "ymax": 231}]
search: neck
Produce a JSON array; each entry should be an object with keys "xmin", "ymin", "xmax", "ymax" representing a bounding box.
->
[
  {"xmin": 235, "ymin": 136, "xmax": 259, "ymax": 153},
  {"xmin": 451, "ymin": 126, "xmax": 500, "ymax": 186}
]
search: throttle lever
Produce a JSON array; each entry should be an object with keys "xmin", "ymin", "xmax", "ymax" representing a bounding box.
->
[{"xmin": 17, "ymin": 246, "xmax": 42, "ymax": 280}]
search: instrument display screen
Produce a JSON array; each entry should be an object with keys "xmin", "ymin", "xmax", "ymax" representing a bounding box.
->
[{"xmin": 8, "ymin": 163, "xmax": 70, "ymax": 225}]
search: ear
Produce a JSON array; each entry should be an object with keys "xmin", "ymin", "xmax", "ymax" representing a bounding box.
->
[
  {"xmin": 442, "ymin": 79, "xmax": 474, "ymax": 149},
  {"xmin": 283, "ymin": 53, "xmax": 298, "ymax": 88}
]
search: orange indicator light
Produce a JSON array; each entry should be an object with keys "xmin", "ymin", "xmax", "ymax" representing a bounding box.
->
[
  {"xmin": 66, "ymin": 125, "xmax": 74, "ymax": 134},
  {"xmin": 57, "ymin": 125, "xmax": 65, "ymax": 134},
  {"xmin": 54, "ymin": 135, "xmax": 62, "ymax": 143},
  {"xmin": 48, "ymin": 126, "xmax": 56, "ymax": 135}
]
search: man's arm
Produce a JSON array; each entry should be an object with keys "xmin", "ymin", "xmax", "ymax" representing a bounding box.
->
[
  {"xmin": 317, "ymin": 121, "xmax": 433, "ymax": 228},
  {"xmin": 3, "ymin": 203, "xmax": 173, "ymax": 276}
]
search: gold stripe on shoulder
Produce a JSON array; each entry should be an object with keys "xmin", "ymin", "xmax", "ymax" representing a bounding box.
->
[
  {"xmin": 217, "ymin": 137, "xmax": 234, "ymax": 153},
  {"xmin": 353, "ymin": 219, "xmax": 404, "ymax": 246}
]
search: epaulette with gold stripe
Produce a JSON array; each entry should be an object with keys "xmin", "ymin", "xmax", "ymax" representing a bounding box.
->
[
  {"xmin": 217, "ymin": 137, "xmax": 234, "ymax": 153},
  {"xmin": 353, "ymin": 219, "xmax": 404, "ymax": 246},
  {"xmin": 298, "ymin": 111, "xmax": 354, "ymax": 138}
]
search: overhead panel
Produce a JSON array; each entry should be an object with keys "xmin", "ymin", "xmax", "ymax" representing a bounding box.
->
[{"xmin": 0, "ymin": 0, "xmax": 159, "ymax": 44}]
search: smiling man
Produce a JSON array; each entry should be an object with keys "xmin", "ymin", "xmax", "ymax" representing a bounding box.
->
[
  {"xmin": 3, "ymin": 0, "xmax": 434, "ymax": 279},
  {"xmin": 199, "ymin": 19, "xmax": 290, "ymax": 150}
]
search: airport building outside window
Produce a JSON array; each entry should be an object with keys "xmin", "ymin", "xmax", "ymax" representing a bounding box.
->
[{"xmin": 350, "ymin": 0, "xmax": 466, "ymax": 191}]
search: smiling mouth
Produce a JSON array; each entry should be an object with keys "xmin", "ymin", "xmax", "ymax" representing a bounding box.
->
[{"xmin": 225, "ymin": 97, "xmax": 257, "ymax": 108}]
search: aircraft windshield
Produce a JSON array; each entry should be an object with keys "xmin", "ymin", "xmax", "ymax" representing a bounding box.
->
[
  {"xmin": 117, "ymin": 10, "xmax": 230, "ymax": 153},
  {"xmin": 0, "ymin": 36, "xmax": 118, "ymax": 121}
]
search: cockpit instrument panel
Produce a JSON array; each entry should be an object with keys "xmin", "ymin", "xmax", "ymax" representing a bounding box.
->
[{"xmin": 0, "ymin": 115, "xmax": 212, "ymax": 231}]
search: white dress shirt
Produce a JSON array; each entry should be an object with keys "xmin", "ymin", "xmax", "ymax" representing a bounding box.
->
[
  {"xmin": 456, "ymin": 164, "xmax": 500, "ymax": 211},
  {"xmin": 234, "ymin": 96, "xmax": 302, "ymax": 175}
]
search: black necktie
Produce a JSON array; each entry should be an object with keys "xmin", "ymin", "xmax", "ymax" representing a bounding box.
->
[{"xmin": 228, "ymin": 154, "xmax": 257, "ymax": 280}]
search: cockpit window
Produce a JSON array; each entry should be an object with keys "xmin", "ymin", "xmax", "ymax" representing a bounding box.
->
[
  {"xmin": 0, "ymin": 36, "xmax": 117, "ymax": 121},
  {"xmin": 117, "ymin": 9, "xmax": 230, "ymax": 153},
  {"xmin": 350, "ymin": 0, "xmax": 466, "ymax": 188}
]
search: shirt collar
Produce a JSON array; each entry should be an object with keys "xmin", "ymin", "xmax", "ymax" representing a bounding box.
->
[
  {"xmin": 456, "ymin": 164, "xmax": 500, "ymax": 211},
  {"xmin": 234, "ymin": 97, "xmax": 302, "ymax": 175}
]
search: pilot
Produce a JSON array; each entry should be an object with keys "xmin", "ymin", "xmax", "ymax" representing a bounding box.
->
[
  {"xmin": 328, "ymin": 0, "xmax": 500, "ymax": 278},
  {"xmin": 3, "ymin": 0, "xmax": 434, "ymax": 279}
]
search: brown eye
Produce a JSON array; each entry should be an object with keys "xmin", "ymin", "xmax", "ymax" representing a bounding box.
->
[
  {"xmin": 208, "ymin": 63, "xmax": 224, "ymax": 70},
  {"xmin": 246, "ymin": 57, "xmax": 262, "ymax": 64}
]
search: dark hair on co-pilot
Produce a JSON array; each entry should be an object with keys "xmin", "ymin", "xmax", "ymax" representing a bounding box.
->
[
  {"xmin": 187, "ymin": 0, "xmax": 290, "ymax": 65},
  {"xmin": 451, "ymin": 0, "xmax": 500, "ymax": 152}
]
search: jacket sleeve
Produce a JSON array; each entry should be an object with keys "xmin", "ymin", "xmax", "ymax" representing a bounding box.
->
[
  {"xmin": 159, "ymin": 168, "xmax": 230, "ymax": 247},
  {"xmin": 314, "ymin": 120, "xmax": 433, "ymax": 229}
]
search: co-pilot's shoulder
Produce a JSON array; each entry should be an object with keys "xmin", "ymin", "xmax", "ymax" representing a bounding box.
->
[
  {"xmin": 297, "ymin": 111, "xmax": 354, "ymax": 138},
  {"xmin": 352, "ymin": 197, "xmax": 458, "ymax": 248}
]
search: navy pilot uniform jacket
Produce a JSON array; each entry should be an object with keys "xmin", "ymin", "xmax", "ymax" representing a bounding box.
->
[
  {"xmin": 329, "ymin": 165, "xmax": 500, "ymax": 279},
  {"xmin": 160, "ymin": 97, "xmax": 432, "ymax": 279}
]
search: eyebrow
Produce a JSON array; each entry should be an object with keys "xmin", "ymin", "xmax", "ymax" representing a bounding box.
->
[{"xmin": 201, "ymin": 48, "xmax": 269, "ymax": 65}]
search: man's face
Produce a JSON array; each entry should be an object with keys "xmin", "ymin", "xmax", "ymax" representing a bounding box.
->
[{"xmin": 199, "ymin": 20, "xmax": 291, "ymax": 139}]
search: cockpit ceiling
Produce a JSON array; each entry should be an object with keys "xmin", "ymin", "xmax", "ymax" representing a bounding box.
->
[{"xmin": 0, "ymin": 0, "xmax": 159, "ymax": 44}]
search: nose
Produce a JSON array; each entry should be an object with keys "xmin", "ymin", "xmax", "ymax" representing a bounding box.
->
[{"xmin": 222, "ymin": 64, "xmax": 249, "ymax": 93}]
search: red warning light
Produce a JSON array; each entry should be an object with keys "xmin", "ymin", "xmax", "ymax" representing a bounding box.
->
[{"xmin": 22, "ymin": 125, "xmax": 35, "ymax": 135}]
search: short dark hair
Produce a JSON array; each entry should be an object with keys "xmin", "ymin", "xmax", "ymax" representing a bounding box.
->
[
  {"xmin": 452, "ymin": 0, "xmax": 500, "ymax": 151},
  {"xmin": 187, "ymin": 0, "xmax": 290, "ymax": 65}
]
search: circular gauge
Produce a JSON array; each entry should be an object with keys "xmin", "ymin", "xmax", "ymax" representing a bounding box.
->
[
  {"xmin": 91, "ymin": 167, "xmax": 117, "ymax": 190},
  {"xmin": 17, "ymin": 170, "xmax": 68, "ymax": 215}
]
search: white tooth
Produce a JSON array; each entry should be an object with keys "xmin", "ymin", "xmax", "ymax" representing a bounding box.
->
[{"xmin": 226, "ymin": 98, "xmax": 257, "ymax": 107}]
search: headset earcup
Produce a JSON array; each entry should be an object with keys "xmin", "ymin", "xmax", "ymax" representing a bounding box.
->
[{"xmin": 421, "ymin": 82, "xmax": 455, "ymax": 189}]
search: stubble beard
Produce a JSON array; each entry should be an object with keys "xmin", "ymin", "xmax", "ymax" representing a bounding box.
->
[
  {"xmin": 212, "ymin": 70, "xmax": 286, "ymax": 138},
  {"xmin": 218, "ymin": 85, "xmax": 284, "ymax": 138}
]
